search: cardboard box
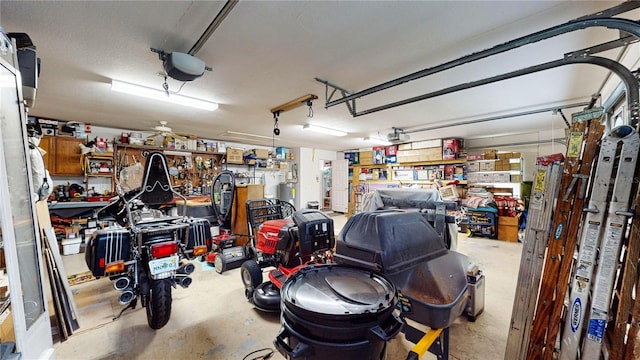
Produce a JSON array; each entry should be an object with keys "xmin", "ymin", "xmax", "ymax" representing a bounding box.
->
[
  {"xmin": 467, "ymin": 161, "xmax": 479, "ymax": 172},
  {"xmin": 373, "ymin": 147, "xmax": 386, "ymax": 164},
  {"xmin": 494, "ymin": 159, "xmax": 509, "ymax": 171},
  {"xmin": 444, "ymin": 165, "xmax": 455, "ymax": 180},
  {"xmin": 393, "ymin": 169, "xmax": 415, "ymax": 181},
  {"xmin": 467, "ymin": 153, "xmax": 484, "ymax": 160},
  {"xmin": 275, "ymin": 147, "xmax": 288, "ymax": 159},
  {"xmin": 72, "ymin": 218, "xmax": 88, "ymax": 225},
  {"xmin": 397, "ymin": 143, "xmax": 412, "ymax": 151},
  {"xmin": 412, "ymin": 139, "xmax": 442, "ymax": 149},
  {"xmin": 344, "ymin": 152, "xmax": 359, "ymax": 165},
  {"xmin": 248, "ymin": 148, "xmax": 269, "ymax": 159},
  {"xmin": 0, "ymin": 308, "xmax": 15, "ymax": 342},
  {"xmin": 479, "ymin": 161, "xmax": 495, "ymax": 172},
  {"xmin": 498, "ymin": 216, "xmax": 519, "ymax": 242},
  {"xmin": 442, "ymin": 138, "xmax": 462, "ymax": 160},
  {"xmin": 417, "ymin": 147, "xmax": 442, "ymax": 162},
  {"xmin": 359, "ymin": 151, "xmax": 374, "ymax": 165},
  {"xmin": 226, "ymin": 148, "xmax": 244, "ymax": 164},
  {"xmin": 415, "ymin": 169, "xmax": 430, "ymax": 181},
  {"xmin": 494, "ymin": 173, "xmax": 511, "ymax": 183},
  {"xmin": 478, "ymin": 173, "xmax": 494, "ymax": 183},
  {"xmin": 484, "ymin": 149, "xmax": 497, "ymax": 159},
  {"xmin": 65, "ymin": 225, "xmax": 81, "ymax": 239},
  {"xmin": 511, "ymin": 175, "xmax": 522, "ymax": 183},
  {"xmin": 385, "ymin": 145, "xmax": 397, "ymax": 156}
]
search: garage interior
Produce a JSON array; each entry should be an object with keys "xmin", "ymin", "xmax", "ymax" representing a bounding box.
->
[{"xmin": 0, "ymin": 1, "xmax": 640, "ymax": 360}]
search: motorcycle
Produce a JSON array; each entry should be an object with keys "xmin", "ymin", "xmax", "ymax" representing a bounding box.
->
[{"xmin": 85, "ymin": 152, "xmax": 212, "ymax": 329}]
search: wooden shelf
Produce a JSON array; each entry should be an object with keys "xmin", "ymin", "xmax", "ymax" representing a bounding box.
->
[
  {"xmin": 86, "ymin": 173, "xmax": 113, "ymax": 177},
  {"xmin": 392, "ymin": 159, "xmax": 466, "ymax": 167},
  {"xmin": 357, "ymin": 180, "xmax": 393, "ymax": 183},
  {"xmin": 474, "ymin": 170, "xmax": 521, "ymax": 175},
  {"xmin": 86, "ymin": 153, "xmax": 114, "ymax": 160},
  {"xmin": 399, "ymin": 180, "xmax": 468, "ymax": 185},
  {"xmin": 116, "ymin": 143, "xmax": 225, "ymax": 156}
]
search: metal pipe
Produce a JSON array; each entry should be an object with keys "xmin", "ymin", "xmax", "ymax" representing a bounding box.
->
[
  {"xmin": 557, "ymin": 109, "xmax": 570, "ymax": 128},
  {"xmin": 188, "ymin": 0, "xmax": 238, "ymax": 55},
  {"xmin": 404, "ymin": 102, "xmax": 589, "ymax": 134},
  {"xmin": 326, "ymin": 15, "xmax": 640, "ymax": 109},
  {"xmin": 353, "ymin": 56, "xmax": 639, "ymax": 128}
]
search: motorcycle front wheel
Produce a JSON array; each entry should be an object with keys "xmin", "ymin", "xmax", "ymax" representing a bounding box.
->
[{"xmin": 146, "ymin": 278, "xmax": 172, "ymax": 329}]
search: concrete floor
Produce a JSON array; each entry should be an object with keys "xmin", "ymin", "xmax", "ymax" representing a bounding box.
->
[{"xmin": 54, "ymin": 215, "xmax": 522, "ymax": 360}]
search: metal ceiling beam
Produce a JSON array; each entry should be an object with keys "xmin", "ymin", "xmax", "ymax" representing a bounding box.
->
[
  {"xmin": 315, "ymin": 78, "xmax": 356, "ymax": 116},
  {"xmin": 564, "ymin": 35, "xmax": 638, "ymax": 59},
  {"xmin": 323, "ymin": 11, "xmax": 640, "ymax": 110},
  {"xmin": 188, "ymin": 0, "xmax": 238, "ymax": 56},
  {"xmin": 404, "ymin": 102, "xmax": 591, "ymax": 134},
  {"xmin": 354, "ymin": 55, "xmax": 639, "ymax": 127}
]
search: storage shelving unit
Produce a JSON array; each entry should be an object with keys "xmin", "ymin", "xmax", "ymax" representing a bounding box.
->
[
  {"xmin": 347, "ymin": 158, "xmax": 467, "ymax": 216},
  {"xmin": 83, "ymin": 153, "xmax": 114, "ymax": 195},
  {"xmin": 467, "ymin": 157, "xmax": 523, "ymax": 198}
]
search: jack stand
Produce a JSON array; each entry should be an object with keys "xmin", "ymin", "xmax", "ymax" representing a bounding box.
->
[{"xmin": 113, "ymin": 298, "xmax": 138, "ymax": 321}]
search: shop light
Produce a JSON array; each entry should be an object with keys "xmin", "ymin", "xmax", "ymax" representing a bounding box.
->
[
  {"xmin": 302, "ymin": 124, "xmax": 347, "ymax": 137},
  {"xmin": 363, "ymin": 136, "xmax": 392, "ymax": 146},
  {"xmin": 111, "ymin": 80, "xmax": 219, "ymax": 111}
]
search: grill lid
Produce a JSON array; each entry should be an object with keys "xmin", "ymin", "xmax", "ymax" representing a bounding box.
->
[{"xmin": 282, "ymin": 265, "xmax": 395, "ymax": 315}]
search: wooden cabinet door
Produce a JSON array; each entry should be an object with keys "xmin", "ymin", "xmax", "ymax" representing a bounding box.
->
[
  {"xmin": 38, "ymin": 136, "xmax": 54, "ymax": 170},
  {"xmin": 232, "ymin": 184, "xmax": 264, "ymax": 245},
  {"xmin": 52, "ymin": 137, "xmax": 84, "ymax": 176}
]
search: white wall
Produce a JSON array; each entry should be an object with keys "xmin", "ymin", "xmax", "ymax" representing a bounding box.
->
[{"xmin": 297, "ymin": 147, "xmax": 337, "ymax": 210}]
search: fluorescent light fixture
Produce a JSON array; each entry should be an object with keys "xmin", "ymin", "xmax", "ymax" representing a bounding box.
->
[
  {"xmin": 111, "ymin": 79, "xmax": 218, "ymax": 111},
  {"xmin": 220, "ymin": 131, "xmax": 279, "ymax": 141},
  {"xmin": 363, "ymin": 136, "xmax": 392, "ymax": 146},
  {"xmin": 302, "ymin": 124, "xmax": 347, "ymax": 137}
]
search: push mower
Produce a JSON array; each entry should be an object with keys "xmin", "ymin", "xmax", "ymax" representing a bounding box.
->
[{"xmin": 240, "ymin": 208, "xmax": 334, "ymax": 311}]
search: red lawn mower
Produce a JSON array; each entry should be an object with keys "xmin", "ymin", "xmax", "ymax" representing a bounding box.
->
[{"xmin": 240, "ymin": 208, "xmax": 334, "ymax": 311}]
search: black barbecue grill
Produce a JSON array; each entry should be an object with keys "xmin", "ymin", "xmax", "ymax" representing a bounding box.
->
[{"xmin": 335, "ymin": 209, "xmax": 470, "ymax": 359}]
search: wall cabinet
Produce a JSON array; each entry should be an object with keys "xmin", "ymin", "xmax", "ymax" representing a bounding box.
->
[{"xmin": 39, "ymin": 136, "xmax": 84, "ymax": 176}]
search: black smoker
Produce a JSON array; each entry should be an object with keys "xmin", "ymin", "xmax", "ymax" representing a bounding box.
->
[{"xmin": 274, "ymin": 264, "xmax": 403, "ymax": 360}]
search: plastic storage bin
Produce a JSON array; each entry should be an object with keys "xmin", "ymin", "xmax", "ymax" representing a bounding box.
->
[{"xmin": 62, "ymin": 238, "xmax": 82, "ymax": 255}]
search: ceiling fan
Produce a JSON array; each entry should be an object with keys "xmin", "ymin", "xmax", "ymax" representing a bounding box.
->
[{"xmin": 147, "ymin": 121, "xmax": 188, "ymax": 140}]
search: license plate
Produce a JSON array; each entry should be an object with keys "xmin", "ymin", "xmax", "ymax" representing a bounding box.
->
[{"xmin": 149, "ymin": 255, "xmax": 179, "ymax": 276}]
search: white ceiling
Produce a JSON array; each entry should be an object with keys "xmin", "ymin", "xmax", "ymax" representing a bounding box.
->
[{"xmin": 1, "ymin": 1, "xmax": 637, "ymax": 151}]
